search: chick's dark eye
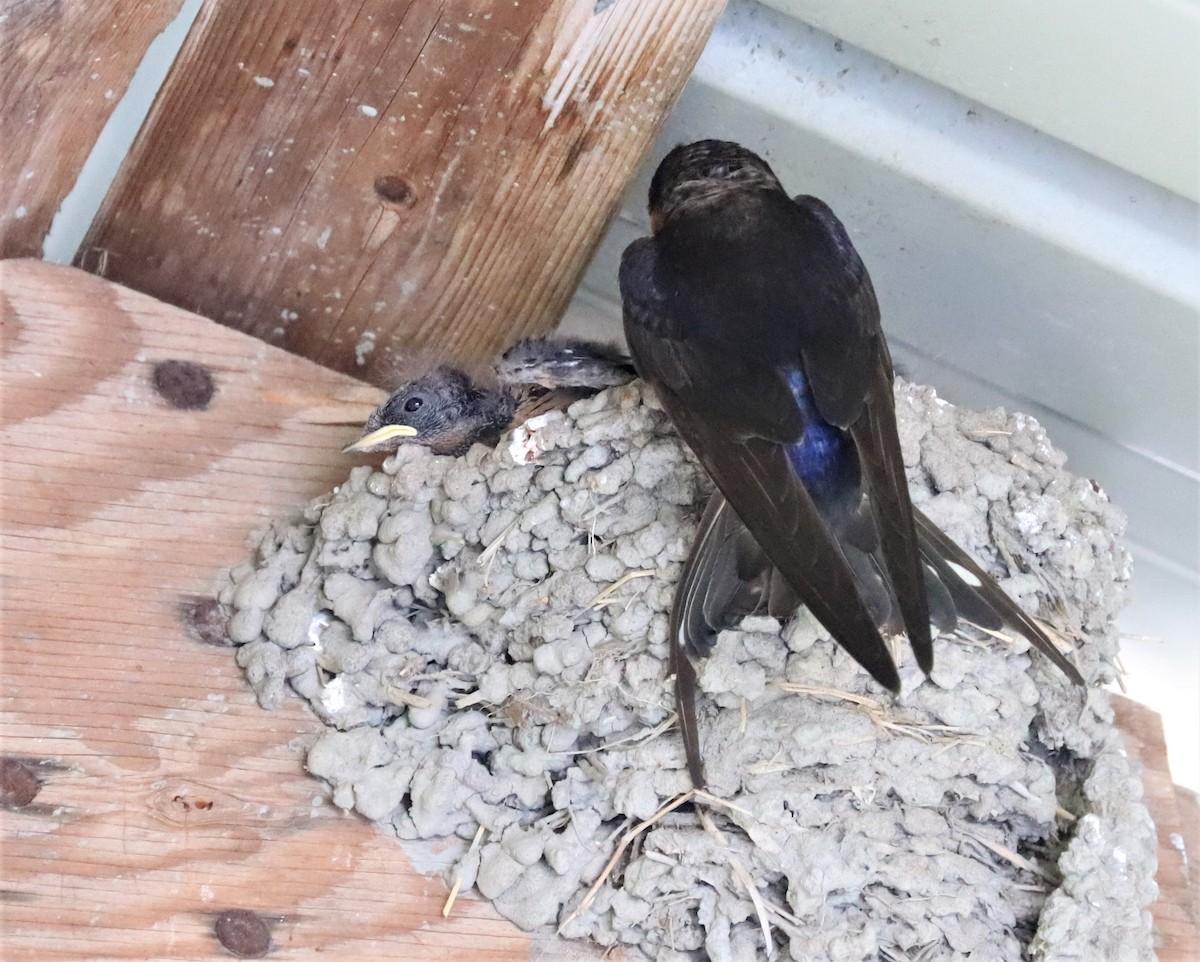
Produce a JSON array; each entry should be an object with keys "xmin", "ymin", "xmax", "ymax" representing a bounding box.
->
[{"xmin": 403, "ymin": 396, "xmax": 423, "ymax": 413}]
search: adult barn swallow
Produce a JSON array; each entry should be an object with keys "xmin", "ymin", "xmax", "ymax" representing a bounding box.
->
[
  {"xmin": 620, "ymin": 140, "xmax": 1082, "ymax": 787},
  {"xmin": 344, "ymin": 339, "xmax": 635, "ymax": 456}
]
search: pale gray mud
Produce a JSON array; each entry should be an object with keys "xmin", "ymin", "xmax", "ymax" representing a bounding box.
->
[{"xmin": 220, "ymin": 380, "xmax": 1156, "ymax": 962}]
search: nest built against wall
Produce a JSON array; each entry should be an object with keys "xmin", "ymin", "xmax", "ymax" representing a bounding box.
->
[{"xmin": 220, "ymin": 379, "xmax": 1155, "ymax": 962}]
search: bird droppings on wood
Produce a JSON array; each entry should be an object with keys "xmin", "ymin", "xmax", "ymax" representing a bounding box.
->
[
  {"xmin": 0, "ymin": 758, "xmax": 41, "ymax": 809},
  {"xmin": 152, "ymin": 359, "xmax": 216, "ymax": 410},
  {"xmin": 213, "ymin": 908, "xmax": 272, "ymax": 958},
  {"xmin": 220, "ymin": 380, "xmax": 1155, "ymax": 961},
  {"xmin": 180, "ymin": 596, "xmax": 234, "ymax": 647}
]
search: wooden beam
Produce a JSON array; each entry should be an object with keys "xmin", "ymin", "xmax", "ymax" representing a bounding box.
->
[
  {"xmin": 1111, "ymin": 694, "xmax": 1200, "ymax": 962},
  {"xmin": 2, "ymin": 261, "xmax": 1196, "ymax": 959},
  {"xmin": 0, "ymin": 259, "xmax": 609, "ymax": 960},
  {"xmin": 80, "ymin": 0, "xmax": 727, "ymax": 386},
  {"xmin": 0, "ymin": 0, "xmax": 187, "ymax": 258}
]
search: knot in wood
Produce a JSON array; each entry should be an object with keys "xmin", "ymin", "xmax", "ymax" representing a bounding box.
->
[{"xmin": 373, "ymin": 174, "xmax": 417, "ymax": 208}]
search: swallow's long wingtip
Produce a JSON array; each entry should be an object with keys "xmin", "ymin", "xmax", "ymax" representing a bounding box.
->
[
  {"xmin": 1065, "ymin": 661, "xmax": 1086, "ymax": 687},
  {"xmin": 871, "ymin": 658, "xmax": 902, "ymax": 695},
  {"xmin": 914, "ymin": 642, "xmax": 934, "ymax": 677},
  {"xmin": 1020, "ymin": 612, "xmax": 1087, "ymax": 687}
]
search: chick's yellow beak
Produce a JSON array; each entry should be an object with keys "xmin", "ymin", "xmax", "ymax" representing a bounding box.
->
[{"xmin": 342, "ymin": 424, "xmax": 419, "ymax": 453}]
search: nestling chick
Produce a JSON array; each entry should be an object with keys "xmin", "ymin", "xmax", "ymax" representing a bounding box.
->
[
  {"xmin": 495, "ymin": 336, "xmax": 637, "ymax": 390},
  {"xmin": 345, "ymin": 338, "xmax": 637, "ymax": 458},
  {"xmin": 343, "ymin": 366, "xmax": 516, "ymax": 456}
]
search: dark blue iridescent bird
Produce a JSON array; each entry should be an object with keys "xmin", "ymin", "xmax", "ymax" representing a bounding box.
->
[{"xmin": 619, "ymin": 140, "xmax": 1082, "ymax": 787}]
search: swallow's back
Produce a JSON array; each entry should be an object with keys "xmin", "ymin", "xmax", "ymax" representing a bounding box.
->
[{"xmin": 631, "ymin": 187, "xmax": 879, "ymax": 432}]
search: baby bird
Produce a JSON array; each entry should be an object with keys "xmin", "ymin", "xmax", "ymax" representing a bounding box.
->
[
  {"xmin": 495, "ymin": 336, "xmax": 637, "ymax": 390},
  {"xmin": 344, "ymin": 337, "xmax": 635, "ymax": 456},
  {"xmin": 343, "ymin": 366, "xmax": 516, "ymax": 456}
]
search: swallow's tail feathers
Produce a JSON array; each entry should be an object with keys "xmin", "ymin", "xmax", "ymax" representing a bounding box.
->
[
  {"xmin": 919, "ymin": 558, "xmax": 962, "ymax": 635},
  {"xmin": 672, "ymin": 490, "xmax": 797, "ymax": 785},
  {"xmin": 669, "ymin": 625, "xmax": 706, "ymax": 788},
  {"xmin": 669, "ymin": 492, "xmax": 741, "ymax": 788},
  {"xmin": 913, "ymin": 511, "xmax": 1086, "ymax": 685},
  {"xmin": 674, "ymin": 493, "xmax": 747, "ymax": 661},
  {"xmin": 672, "ymin": 494, "xmax": 1085, "ymax": 693}
]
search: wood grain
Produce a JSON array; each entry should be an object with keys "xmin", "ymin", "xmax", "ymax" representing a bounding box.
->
[
  {"xmin": 79, "ymin": 0, "xmax": 726, "ymax": 385},
  {"xmin": 0, "ymin": 0, "xmax": 186, "ymax": 258},
  {"xmin": 0, "ymin": 259, "xmax": 607, "ymax": 961}
]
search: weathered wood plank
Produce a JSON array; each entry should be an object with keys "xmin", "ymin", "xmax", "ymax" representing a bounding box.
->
[
  {"xmin": 1176, "ymin": 783, "xmax": 1200, "ymax": 929},
  {"xmin": 0, "ymin": 0, "xmax": 186, "ymax": 258},
  {"xmin": 79, "ymin": 0, "xmax": 726, "ymax": 385},
  {"xmin": 1111, "ymin": 694, "xmax": 1200, "ymax": 962},
  {"xmin": 0, "ymin": 260, "xmax": 606, "ymax": 961}
]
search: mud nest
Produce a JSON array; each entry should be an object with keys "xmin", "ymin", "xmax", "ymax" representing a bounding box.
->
[{"xmin": 220, "ymin": 379, "xmax": 1156, "ymax": 962}]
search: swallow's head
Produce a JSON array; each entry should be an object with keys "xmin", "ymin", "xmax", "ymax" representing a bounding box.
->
[
  {"xmin": 647, "ymin": 139, "xmax": 783, "ymax": 232},
  {"xmin": 344, "ymin": 366, "xmax": 495, "ymax": 456}
]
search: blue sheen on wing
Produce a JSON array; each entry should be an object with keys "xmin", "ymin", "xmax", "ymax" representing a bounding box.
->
[{"xmin": 783, "ymin": 366, "xmax": 852, "ymax": 500}]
